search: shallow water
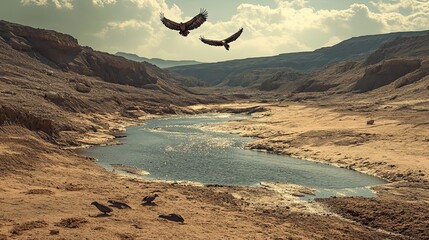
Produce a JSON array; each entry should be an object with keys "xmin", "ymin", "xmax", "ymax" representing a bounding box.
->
[{"xmin": 82, "ymin": 114, "xmax": 385, "ymax": 199}]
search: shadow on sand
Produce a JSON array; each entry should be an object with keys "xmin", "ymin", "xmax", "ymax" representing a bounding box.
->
[
  {"xmin": 142, "ymin": 202, "xmax": 157, "ymax": 206},
  {"xmin": 90, "ymin": 213, "xmax": 112, "ymax": 218}
]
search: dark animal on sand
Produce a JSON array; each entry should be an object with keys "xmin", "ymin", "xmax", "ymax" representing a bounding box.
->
[
  {"xmin": 159, "ymin": 213, "xmax": 184, "ymax": 223},
  {"xmin": 91, "ymin": 201, "xmax": 113, "ymax": 214},
  {"xmin": 200, "ymin": 28, "xmax": 244, "ymax": 50},
  {"xmin": 142, "ymin": 194, "xmax": 159, "ymax": 204},
  {"xmin": 107, "ymin": 200, "xmax": 132, "ymax": 209},
  {"xmin": 160, "ymin": 9, "xmax": 208, "ymax": 36}
]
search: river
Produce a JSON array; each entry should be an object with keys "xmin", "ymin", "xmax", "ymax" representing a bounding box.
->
[{"xmin": 81, "ymin": 114, "xmax": 385, "ymax": 199}]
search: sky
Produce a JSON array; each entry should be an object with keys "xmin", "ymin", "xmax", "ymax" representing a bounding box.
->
[{"xmin": 1, "ymin": 0, "xmax": 428, "ymax": 62}]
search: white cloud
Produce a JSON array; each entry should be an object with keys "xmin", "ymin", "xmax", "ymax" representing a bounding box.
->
[
  {"xmin": 21, "ymin": 0, "xmax": 73, "ymax": 9},
  {"xmin": 107, "ymin": 19, "xmax": 150, "ymax": 30},
  {"xmin": 20, "ymin": 0, "xmax": 48, "ymax": 6},
  {"xmin": 94, "ymin": 0, "xmax": 428, "ymax": 62},
  {"xmin": 373, "ymin": 0, "xmax": 414, "ymax": 12},
  {"xmin": 275, "ymin": 0, "xmax": 308, "ymax": 8},
  {"xmin": 92, "ymin": 0, "xmax": 117, "ymax": 7},
  {"xmin": 370, "ymin": 0, "xmax": 429, "ymax": 32},
  {"xmin": 194, "ymin": 2, "xmax": 384, "ymax": 58},
  {"xmin": 175, "ymin": 0, "xmax": 426, "ymax": 61},
  {"xmin": 52, "ymin": 0, "xmax": 73, "ymax": 9},
  {"xmin": 94, "ymin": 0, "xmax": 184, "ymax": 56},
  {"xmin": 18, "ymin": 0, "xmax": 429, "ymax": 61}
]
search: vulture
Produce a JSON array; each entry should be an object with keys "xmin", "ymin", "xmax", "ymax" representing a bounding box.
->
[
  {"xmin": 200, "ymin": 28, "xmax": 244, "ymax": 50},
  {"xmin": 160, "ymin": 9, "xmax": 208, "ymax": 36},
  {"xmin": 91, "ymin": 201, "xmax": 113, "ymax": 215},
  {"xmin": 142, "ymin": 194, "xmax": 159, "ymax": 204},
  {"xmin": 159, "ymin": 213, "xmax": 184, "ymax": 223}
]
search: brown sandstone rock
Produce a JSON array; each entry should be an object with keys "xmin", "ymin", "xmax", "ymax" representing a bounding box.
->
[
  {"xmin": 44, "ymin": 91, "xmax": 63, "ymax": 102},
  {"xmin": 394, "ymin": 60, "xmax": 429, "ymax": 88},
  {"xmin": 75, "ymin": 82, "xmax": 91, "ymax": 93},
  {"xmin": 0, "ymin": 105, "xmax": 55, "ymax": 135},
  {"xmin": 0, "ymin": 20, "xmax": 161, "ymax": 88},
  {"xmin": 8, "ymin": 37, "xmax": 32, "ymax": 51},
  {"xmin": 354, "ymin": 58, "xmax": 421, "ymax": 92}
]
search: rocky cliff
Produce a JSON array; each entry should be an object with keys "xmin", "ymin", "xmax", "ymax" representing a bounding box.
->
[
  {"xmin": 354, "ymin": 59, "xmax": 423, "ymax": 92},
  {"xmin": 365, "ymin": 34, "xmax": 429, "ymax": 65},
  {"xmin": 0, "ymin": 20, "xmax": 220, "ymax": 142},
  {"xmin": 0, "ymin": 20, "xmax": 167, "ymax": 87},
  {"xmin": 278, "ymin": 34, "xmax": 429, "ymax": 101}
]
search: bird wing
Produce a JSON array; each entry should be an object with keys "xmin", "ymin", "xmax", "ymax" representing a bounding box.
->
[
  {"xmin": 224, "ymin": 28, "xmax": 244, "ymax": 43},
  {"xmin": 97, "ymin": 203, "xmax": 113, "ymax": 212},
  {"xmin": 160, "ymin": 13, "xmax": 181, "ymax": 31},
  {"xmin": 121, "ymin": 203, "xmax": 132, "ymax": 208},
  {"xmin": 200, "ymin": 36, "xmax": 223, "ymax": 46},
  {"xmin": 109, "ymin": 201, "xmax": 131, "ymax": 209},
  {"xmin": 184, "ymin": 9, "xmax": 208, "ymax": 30},
  {"xmin": 143, "ymin": 196, "xmax": 154, "ymax": 202}
]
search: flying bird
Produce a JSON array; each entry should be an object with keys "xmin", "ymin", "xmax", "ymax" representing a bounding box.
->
[
  {"xmin": 91, "ymin": 201, "xmax": 113, "ymax": 215},
  {"xmin": 160, "ymin": 9, "xmax": 208, "ymax": 36},
  {"xmin": 200, "ymin": 28, "xmax": 244, "ymax": 51}
]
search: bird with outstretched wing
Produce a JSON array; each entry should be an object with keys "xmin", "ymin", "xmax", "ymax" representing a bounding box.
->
[
  {"xmin": 160, "ymin": 9, "xmax": 208, "ymax": 37},
  {"xmin": 200, "ymin": 28, "xmax": 243, "ymax": 50}
]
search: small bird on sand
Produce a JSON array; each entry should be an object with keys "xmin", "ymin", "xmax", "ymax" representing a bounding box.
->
[
  {"xmin": 91, "ymin": 201, "xmax": 113, "ymax": 214},
  {"xmin": 142, "ymin": 194, "xmax": 159, "ymax": 204},
  {"xmin": 159, "ymin": 213, "xmax": 184, "ymax": 223},
  {"xmin": 107, "ymin": 200, "xmax": 132, "ymax": 209}
]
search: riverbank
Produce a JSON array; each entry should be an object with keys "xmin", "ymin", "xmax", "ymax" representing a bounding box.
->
[
  {"xmin": 0, "ymin": 127, "xmax": 395, "ymax": 240},
  {"xmin": 194, "ymin": 102, "xmax": 428, "ymax": 183},
  {"xmin": 194, "ymin": 101, "xmax": 429, "ymax": 238},
  {"xmin": 1, "ymin": 101, "xmax": 428, "ymax": 239}
]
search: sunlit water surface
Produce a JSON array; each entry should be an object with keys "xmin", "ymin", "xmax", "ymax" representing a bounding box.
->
[{"xmin": 82, "ymin": 114, "xmax": 385, "ymax": 199}]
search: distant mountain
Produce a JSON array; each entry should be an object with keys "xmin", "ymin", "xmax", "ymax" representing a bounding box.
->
[
  {"xmin": 168, "ymin": 31, "xmax": 429, "ymax": 86},
  {"xmin": 115, "ymin": 52, "xmax": 202, "ymax": 68},
  {"xmin": 269, "ymin": 33, "xmax": 429, "ymax": 96}
]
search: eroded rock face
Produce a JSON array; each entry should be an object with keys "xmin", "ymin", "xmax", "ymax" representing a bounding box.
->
[
  {"xmin": 0, "ymin": 21, "xmax": 81, "ymax": 62},
  {"xmin": 0, "ymin": 105, "xmax": 55, "ymax": 135},
  {"xmin": 365, "ymin": 34, "xmax": 429, "ymax": 65},
  {"xmin": 394, "ymin": 60, "xmax": 429, "ymax": 88},
  {"xmin": 0, "ymin": 20, "xmax": 159, "ymax": 87},
  {"xmin": 354, "ymin": 58, "xmax": 422, "ymax": 92},
  {"xmin": 66, "ymin": 50, "xmax": 158, "ymax": 87},
  {"xmin": 8, "ymin": 37, "xmax": 32, "ymax": 51}
]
